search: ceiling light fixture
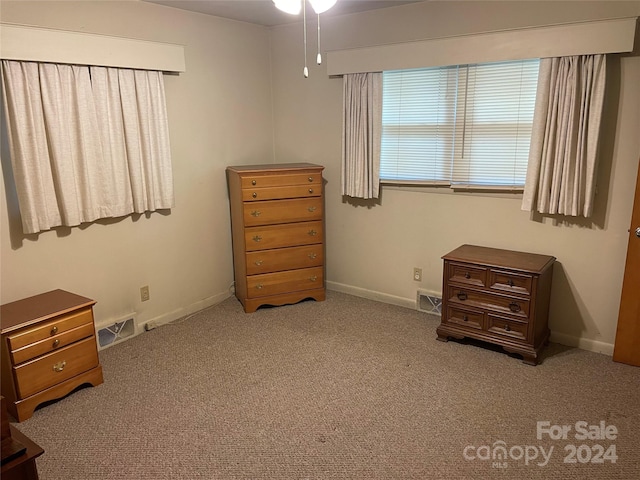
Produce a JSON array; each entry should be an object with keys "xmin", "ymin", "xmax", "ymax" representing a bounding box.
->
[{"xmin": 273, "ymin": 0, "xmax": 338, "ymax": 77}]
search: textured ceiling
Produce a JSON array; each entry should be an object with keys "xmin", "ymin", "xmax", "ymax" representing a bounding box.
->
[{"xmin": 141, "ymin": 0, "xmax": 424, "ymax": 27}]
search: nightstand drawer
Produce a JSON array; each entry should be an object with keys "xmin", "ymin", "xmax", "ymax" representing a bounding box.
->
[
  {"xmin": 10, "ymin": 323, "xmax": 95, "ymax": 365},
  {"xmin": 243, "ymin": 197, "xmax": 323, "ymax": 226},
  {"xmin": 487, "ymin": 314, "xmax": 529, "ymax": 342},
  {"xmin": 245, "ymin": 221, "xmax": 323, "ymax": 251},
  {"xmin": 246, "ymin": 267, "xmax": 324, "ymax": 298},
  {"xmin": 448, "ymin": 263, "xmax": 487, "ymax": 288},
  {"xmin": 448, "ymin": 287, "xmax": 530, "ymax": 319},
  {"xmin": 246, "ymin": 245, "xmax": 323, "ymax": 275},
  {"xmin": 445, "ymin": 305, "xmax": 484, "ymax": 330},
  {"xmin": 489, "ymin": 269, "xmax": 533, "ymax": 295},
  {"xmin": 241, "ymin": 172, "xmax": 322, "ymax": 189},
  {"xmin": 13, "ymin": 336, "xmax": 99, "ymax": 399},
  {"xmin": 7, "ymin": 308, "xmax": 94, "ymax": 351}
]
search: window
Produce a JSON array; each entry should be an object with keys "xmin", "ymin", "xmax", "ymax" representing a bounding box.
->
[{"xmin": 380, "ymin": 59, "xmax": 540, "ymax": 189}]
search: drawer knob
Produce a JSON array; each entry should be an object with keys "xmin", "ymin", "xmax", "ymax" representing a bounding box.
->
[
  {"xmin": 251, "ymin": 210, "xmax": 261, "ymax": 217},
  {"xmin": 252, "ymin": 180, "xmax": 257, "ymax": 185},
  {"xmin": 463, "ymin": 315, "xmax": 469, "ymax": 322},
  {"xmin": 310, "ymin": 275, "xmax": 318, "ymax": 282},
  {"xmin": 509, "ymin": 302, "xmax": 521, "ymax": 313},
  {"xmin": 53, "ymin": 361, "xmax": 66, "ymax": 372},
  {"xmin": 308, "ymin": 176, "xmax": 313, "ymax": 182},
  {"xmin": 504, "ymin": 324, "xmax": 512, "ymax": 332},
  {"xmin": 252, "ymin": 192, "xmax": 258, "ymax": 198},
  {"xmin": 308, "ymin": 188, "xmax": 314, "ymax": 194},
  {"xmin": 308, "ymin": 230, "xmax": 317, "ymax": 236},
  {"xmin": 308, "ymin": 206, "xmax": 317, "ymax": 212},
  {"xmin": 308, "ymin": 253, "xmax": 317, "ymax": 259},
  {"xmin": 50, "ymin": 326, "xmax": 58, "ymax": 335},
  {"xmin": 52, "ymin": 339, "xmax": 60, "ymax": 348},
  {"xmin": 254, "ymin": 260, "xmax": 263, "ymax": 266},
  {"xmin": 457, "ymin": 292, "xmax": 468, "ymax": 301},
  {"xmin": 255, "ymin": 284, "xmax": 263, "ymax": 290},
  {"xmin": 252, "ymin": 235, "xmax": 262, "ymax": 242},
  {"xmin": 464, "ymin": 272, "xmax": 471, "ymax": 279},
  {"xmin": 507, "ymin": 279, "xmax": 515, "ymax": 287}
]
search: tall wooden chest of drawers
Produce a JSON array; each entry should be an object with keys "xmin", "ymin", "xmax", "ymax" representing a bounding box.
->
[
  {"xmin": 226, "ymin": 163, "xmax": 326, "ymax": 313},
  {"xmin": 1, "ymin": 290, "xmax": 103, "ymax": 421},
  {"xmin": 436, "ymin": 245, "xmax": 555, "ymax": 365}
]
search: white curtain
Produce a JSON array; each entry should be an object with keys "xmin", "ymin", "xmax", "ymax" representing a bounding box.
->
[
  {"xmin": 1, "ymin": 60, "xmax": 174, "ymax": 234},
  {"xmin": 521, "ymin": 55, "xmax": 607, "ymax": 217},
  {"xmin": 341, "ymin": 72, "xmax": 382, "ymax": 199}
]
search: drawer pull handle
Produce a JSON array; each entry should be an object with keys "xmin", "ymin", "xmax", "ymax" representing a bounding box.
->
[
  {"xmin": 463, "ymin": 315, "xmax": 469, "ymax": 322},
  {"xmin": 507, "ymin": 279, "xmax": 515, "ymax": 287},
  {"xmin": 504, "ymin": 325, "xmax": 512, "ymax": 332},
  {"xmin": 457, "ymin": 292, "xmax": 467, "ymax": 301},
  {"xmin": 251, "ymin": 210, "xmax": 261, "ymax": 217},
  {"xmin": 464, "ymin": 272, "xmax": 471, "ymax": 279},
  {"xmin": 308, "ymin": 206, "xmax": 317, "ymax": 212},
  {"xmin": 308, "ymin": 230, "xmax": 317, "ymax": 236},
  {"xmin": 252, "ymin": 180, "xmax": 257, "ymax": 185},
  {"xmin": 308, "ymin": 253, "xmax": 317, "ymax": 259},
  {"xmin": 254, "ymin": 260, "xmax": 263, "ymax": 266},
  {"xmin": 52, "ymin": 339, "xmax": 60, "ymax": 348},
  {"xmin": 252, "ymin": 235, "xmax": 262, "ymax": 242},
  {"xmin": 255, "ymin": 284, "xmax": 264, "ymax": 290},
  {"xmin": 252, "ymin": 192, "xmax": 258, "ymax": 198},
  {"xmin": 509, "ymin": 302, "xmax": 521, "ymax": 313},
  {"xmin": 50, "ymin": 326, "xmax": 58, "ymax": 335},
  {"xmin": 310, "ymin": 276, "xmax": 318, "ymax": 282},
  {"xmin": 53, "ymin": 361, "xmax": 66, "ymax": 372},
  {"xmin": 308, "ymin": 177, "xmax": 313, "ymax": 182}
]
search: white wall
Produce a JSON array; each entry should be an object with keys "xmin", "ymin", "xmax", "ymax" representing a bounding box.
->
[
  {"xmin": 269, "ymin": 1, "xmax": 640, "ymax": 354},
  {"xmin": 0, "ymin": 1, "xmax": 274, "ymax": 328}
]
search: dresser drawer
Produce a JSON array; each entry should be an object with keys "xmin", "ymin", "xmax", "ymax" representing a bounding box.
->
[
  {"xmin": 241, "ymin": 172, "xmax": 322, "ymax": 189},
  {"xmin": 7, "ymin": 307, "xmax": 94, "ymax": 351},
  {"xmin": 243, "ymin": 197, "xmax": 323, "ymax": 226},
  {"xmin": 10, "ymin": 323, "xmax": 95, "ymax": 365},
  {"xmin": 489, "ymin": 269, "xmax": 533, "ymax": 295},
  {"xmin": 13, "ymin": 336, "xmax": 99, "ymax": 399},
  {"xmin": 246, "ymin": 245, "xmax": 323, "ymax": 275},
  {"xmin": 448, "ymin": 287, "xmax": 530, "ymax": 319},
  {"xmin": 445, "ymin": 305, "xmax": 484, "ymax": 330},
  {"xmin": 448, "ymin": 263, "xmax": 487, "ymax": 288},
  {"xmin": 246, "ymin": 267, "xmax": 324, "ymax": 298},
  {"xmin": 242, "ymin": 184, "xmax": 321, "ymax": 202},
  {"xmin": 487, "ymin": 314, "xmax": 529, "ymax": 342},
  {"xmin": 245, "ymin": 221, "xmax": 323, "ymax": 251}
]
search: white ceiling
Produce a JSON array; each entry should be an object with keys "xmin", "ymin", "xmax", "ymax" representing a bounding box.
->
[{"xmin": 141, "ymin": 0, "xmax": 424, "ymax": 27}]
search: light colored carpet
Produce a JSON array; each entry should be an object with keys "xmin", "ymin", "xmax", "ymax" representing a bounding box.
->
[{"xmin": 16, "ymin": 291, "xmax": 640, "ymax": 479}]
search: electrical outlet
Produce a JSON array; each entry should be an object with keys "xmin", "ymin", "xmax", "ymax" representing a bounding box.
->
[
  {"xmin": 140, "ymin": 285, "xmax": 150, "ymax": 302},
  {"xmin": 413, "ymin": 267, "xmax": 422, "ymax": 282}
]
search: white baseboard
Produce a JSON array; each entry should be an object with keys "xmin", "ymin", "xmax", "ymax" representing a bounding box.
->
[
  {"xmin": 326, "ymin": 281, "xmax": 615, "ymax": 356},
  {"xmin": 327, "ymin": 281, "xmax": 416, "ymax": 310},
  {"xmin": 549, "ymin": 331, "xmax": 614, "ymax": 356},
  {"xmin": 139, "ymin": 291, "xmax": 232, "ymax": 331}
]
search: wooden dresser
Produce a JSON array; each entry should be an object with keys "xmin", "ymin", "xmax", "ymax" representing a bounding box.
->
[
  {"xmin": 1, "ymin": 290, "xmax": 103, "ymax": 421},
  {"xmin": 226, "ymin": 163, "xmax": 326, "ymax": 313},
  {"xmin": 436, "ymin": 245, "xmax": 555, "ymax": 365}
]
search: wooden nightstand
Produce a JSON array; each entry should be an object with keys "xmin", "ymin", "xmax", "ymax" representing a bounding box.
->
[
  {"xmin": 1, "ymin": 290, "xmax": 103, "ymax": 421},
  {"xmin": 436, "ymin": 245, "xmax": 555, "ymax": 365}
]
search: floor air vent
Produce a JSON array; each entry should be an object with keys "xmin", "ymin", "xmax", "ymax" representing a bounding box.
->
[
  {"xmin": 97, "ymin": 317, "xmax": 136, "ymax": 349},
  {"xmin": 417, "ymin": 290, "xmax": 442, "ymax": 315}
]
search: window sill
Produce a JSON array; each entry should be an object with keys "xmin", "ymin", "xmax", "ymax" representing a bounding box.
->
[{"xmin": 380, "ymin": 181, "xmax": 524, "ymax": 198}]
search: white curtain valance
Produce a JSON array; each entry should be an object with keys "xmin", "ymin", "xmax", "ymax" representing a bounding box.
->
[
  {"xmin": 327, "ymin": 17, "xmax": 636, "ymax": 76},
  {"xmin": 0, "ymin": 23, "xmax": 185, "ymax": 73}
]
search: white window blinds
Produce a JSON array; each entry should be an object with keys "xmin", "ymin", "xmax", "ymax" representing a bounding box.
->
[{"xmin": 381, "ymin": 59, "xmax": 540, "ymax": 188}]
